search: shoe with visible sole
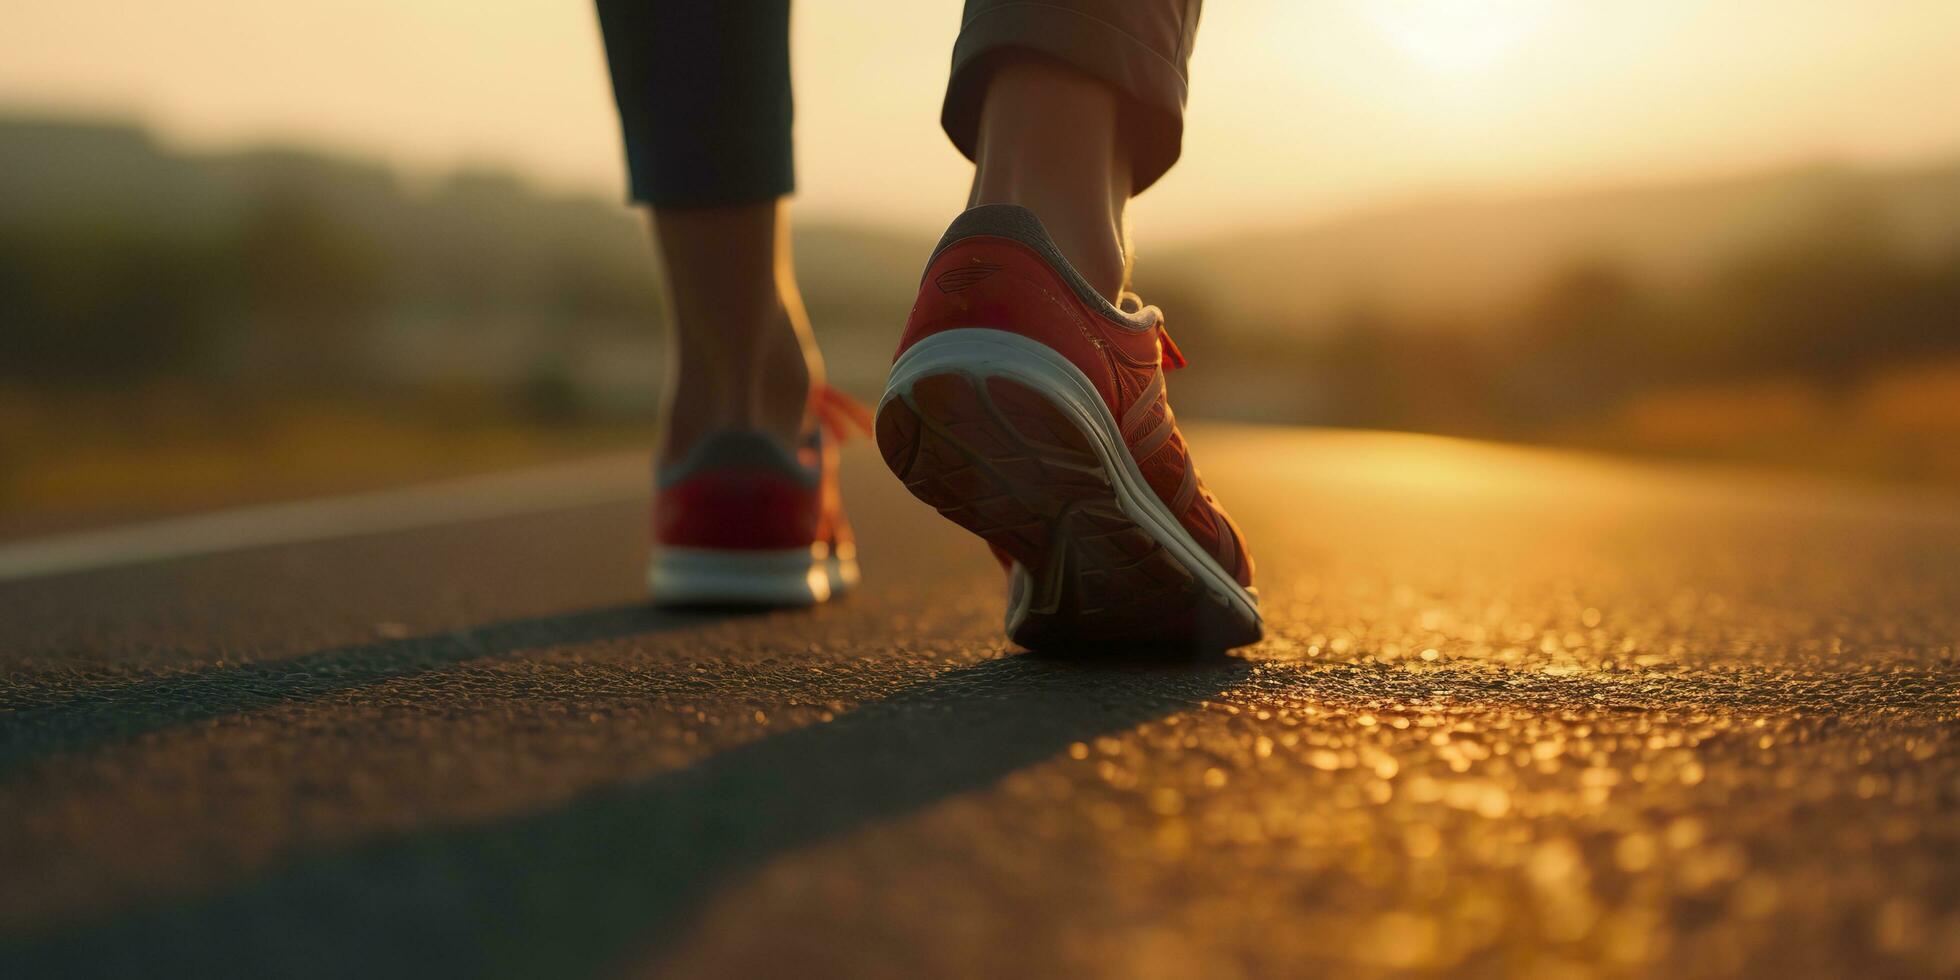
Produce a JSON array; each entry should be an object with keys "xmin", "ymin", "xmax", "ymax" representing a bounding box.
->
[
  {"xmin": 648, "ymin": 387, "xmax": 867, "ymax": 607},
  {"xmin": 876, "ymin": 205, "xmax": 1261, "ymax": 650}
]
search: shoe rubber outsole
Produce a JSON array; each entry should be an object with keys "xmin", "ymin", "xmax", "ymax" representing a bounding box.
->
[
  {"xmin": 647, "ymin": 546, "xmax": 857, "ymax": 608},
  {"xmin": 876, "ymin": 329, "xmax": 1261, "ymax": 651}
]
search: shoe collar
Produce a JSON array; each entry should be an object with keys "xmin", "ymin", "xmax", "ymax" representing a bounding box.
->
[{"xmin": 927, "ymin": 204, "xmax": 1159, "ymax": 335}]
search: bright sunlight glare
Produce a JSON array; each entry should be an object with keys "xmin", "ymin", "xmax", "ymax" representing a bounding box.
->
[{"xmin": 1357, "ymin": 0, "xmax": 1559, "ymax": 74}]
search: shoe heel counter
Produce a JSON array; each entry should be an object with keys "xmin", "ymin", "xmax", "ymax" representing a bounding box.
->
[
  {"xmin": 896, "ymin": 237, "xmax": 1119, "ymax": 401},
  {"xmin": 653, "ymin": 468, "xmax": 820, "ymax": 551}
]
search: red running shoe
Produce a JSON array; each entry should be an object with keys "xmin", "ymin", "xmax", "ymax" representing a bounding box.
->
[
  {"xmin": 876, "ymin": 205, "xmax": 1261, "ymax": 650},
  {"xmin": 647, "ymin": 385, "xmax": 869, "ymax": 606}
]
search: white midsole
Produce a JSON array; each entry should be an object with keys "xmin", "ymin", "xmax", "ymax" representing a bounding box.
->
[
  {"xmin": 882, "ymin": 328, "xmax": 1260, "ymax": 630},
  {"xmin": 647, "ymin": 545, "xmax": 855, "ymax": 606}
]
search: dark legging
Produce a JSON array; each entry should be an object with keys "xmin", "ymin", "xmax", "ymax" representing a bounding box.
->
[{"xmin": 594, "ymin": 0, "xmax": 1203, "ymax": 207}]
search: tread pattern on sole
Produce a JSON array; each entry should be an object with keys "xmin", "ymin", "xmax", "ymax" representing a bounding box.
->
[{"xmin": 877, "ymin": 371, "xmax": 1252, "ymax": 650}]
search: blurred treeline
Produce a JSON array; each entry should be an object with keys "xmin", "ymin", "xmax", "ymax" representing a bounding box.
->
[
  {"xmin": 1146, "ymin": 161, "xmax": 1960, "ymax": 482},
  {"xmin": 4, "ymin": 115, "xmax": 1959, "ymax": 491},
  {"xmin": 0, "ymin": 117, "xmax": 919, "ymax": 418},
  {"xmin": 1150, "ymin": 186, "xmax": 1960, "ymax": 439}
]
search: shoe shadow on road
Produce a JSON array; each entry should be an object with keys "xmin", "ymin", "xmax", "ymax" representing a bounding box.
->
[
  {"xmin": 7, "ymin": 626, "xmax": 1249, "ymax": 977},
  {"xmin": 0, "ymin": 603, "xmax": 748, "ymax": 776}
]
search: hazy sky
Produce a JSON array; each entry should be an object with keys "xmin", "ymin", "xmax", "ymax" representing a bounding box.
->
[{"xmin": 7, "ymin": 0, "xmax": 1960, "ymax": 241}]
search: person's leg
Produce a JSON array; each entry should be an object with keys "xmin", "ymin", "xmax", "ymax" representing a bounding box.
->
[
  {"xmin": 966, "ymin": 59, "xmax": 1132, "ymax": 301},
  {"xmin": 945, "ymin": 0, "xmax": 1202, "ymax": 300},
  {"xmin": 593, "ymin": 0, "xmax": 817, "ymax": 462},
  {"xmin": 649, "ymin": 202, "xmax": 820, "ymax": 464},
  {"xmin": 875, "ymin": 0, "xmax": 1257, "ymax": 649},
  {"xmin": 599, "ymin": 1, "xmax": 856, "ymax": 606}
]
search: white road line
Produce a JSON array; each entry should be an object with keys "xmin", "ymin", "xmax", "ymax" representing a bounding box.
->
[{"xmin": 0, "ymin": 453, "xmax": 649, "ymax": 582}]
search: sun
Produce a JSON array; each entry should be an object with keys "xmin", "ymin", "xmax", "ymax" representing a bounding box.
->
[{"xmin": 1359, "ymin": 0, "xmax": 1557, "ymax": 75}]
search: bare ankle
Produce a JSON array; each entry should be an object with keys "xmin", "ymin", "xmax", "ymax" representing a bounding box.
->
[
  {"xmin": 967, "ymin": 57, "xmax": 1133, "ymax": 300},
  {"xmin": 662, "ymin": 304, "xmax": 818, "ymax": 462},
  {"xmin": 650, "ymin": 200, "xmax": 822, "ymax": 463}
]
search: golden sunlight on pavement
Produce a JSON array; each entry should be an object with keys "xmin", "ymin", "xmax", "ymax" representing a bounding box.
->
[{"xmin": 4, "ymin": 430, "xmax": 1955, "ymax": 977}]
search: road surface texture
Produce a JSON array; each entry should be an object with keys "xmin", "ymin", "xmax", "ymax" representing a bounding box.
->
[{"xmin": 2, "ymin": 426, "xmax": 1956, "ymax": 978}]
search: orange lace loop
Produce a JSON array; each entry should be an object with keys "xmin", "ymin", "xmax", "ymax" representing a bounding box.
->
[
  {"xmin": 1125, "ymin": 291, "xmax": 1188, "ymax": 371},
  {"xmin": 813, "ymin": 383, "xmax": 874, "ymax": 443},
  {"xmin": 1158, "ymin": 321, "xmax": 1189, "ymax": 371}
]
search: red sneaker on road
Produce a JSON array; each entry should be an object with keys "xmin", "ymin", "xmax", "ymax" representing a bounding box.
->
[
  {"xmin": 648, "ymin": 386, "xmax": 869, "ymax": 606},
  {"xmin": 876, "ymin": 205, "xmax": 1261, "ymax": 650}
]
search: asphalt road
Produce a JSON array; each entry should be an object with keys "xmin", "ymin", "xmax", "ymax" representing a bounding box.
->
[{"xmin": 2, "ymin": 426, "xmax": 1956, "ymax": 978}]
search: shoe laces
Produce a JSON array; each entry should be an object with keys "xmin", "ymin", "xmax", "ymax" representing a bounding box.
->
[
  {"xmin": 812, "ymin": 383, "xmax": 874, "ymax": 443},
  {"xmin": 1119, "ymin": 291, "xmax": 1188, "ymax": 371}
]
